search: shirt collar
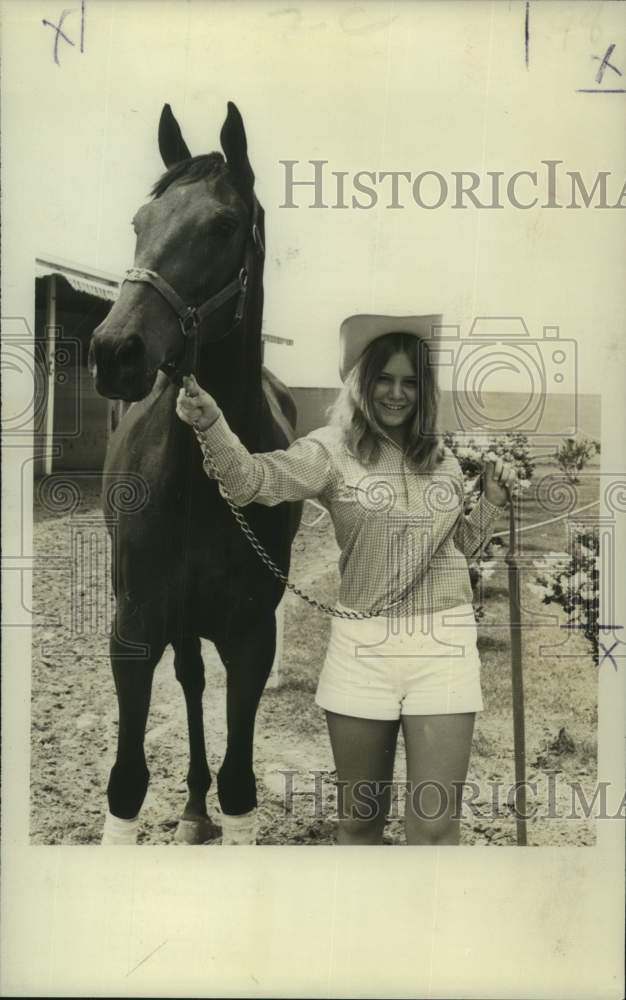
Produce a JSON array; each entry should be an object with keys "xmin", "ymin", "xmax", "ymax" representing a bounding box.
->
[{"xmin": 377, "ymin": 430, "xmax": 405, "ymax": 453}]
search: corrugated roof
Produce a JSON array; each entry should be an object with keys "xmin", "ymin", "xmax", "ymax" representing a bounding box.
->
[{"xmin": 35, "ymin": 256, "xmax": 121, "ymax": 302}]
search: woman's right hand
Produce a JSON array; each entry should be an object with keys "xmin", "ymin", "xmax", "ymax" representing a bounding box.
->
[{"xmin": 176, "ymin": 374, "xmax": 221, "ymax": 431}]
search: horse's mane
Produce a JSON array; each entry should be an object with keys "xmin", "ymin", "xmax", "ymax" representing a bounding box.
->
[{"xmin": 150, "ymin": 153, "xmax": 226, "ymax": 198}]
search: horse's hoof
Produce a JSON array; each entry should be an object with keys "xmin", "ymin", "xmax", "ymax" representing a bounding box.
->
[
  {"xmin": 174, "ymin": 816, "xmax": 219, "ymax": 845},
  {"xmin": 221, "ymin": 808, "xmax": 257, "ymax": 846}
]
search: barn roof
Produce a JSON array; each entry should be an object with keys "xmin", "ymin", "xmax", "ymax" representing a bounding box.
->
[{"xmin": 36, "ymin": 256, "xmax": 121, "ymax": 302}]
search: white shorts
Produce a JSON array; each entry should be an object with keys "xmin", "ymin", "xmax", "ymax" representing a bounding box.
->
[{"xmin": 315, "ymin": 603, "xmax": 484, "ymax": 721}]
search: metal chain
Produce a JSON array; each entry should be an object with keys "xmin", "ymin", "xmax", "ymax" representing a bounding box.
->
[{"xmin": 196, "ymin": 430, "xmax": 409, "ymax": 621}]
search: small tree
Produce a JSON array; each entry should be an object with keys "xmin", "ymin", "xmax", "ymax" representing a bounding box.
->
[
  {"xmin": 531, "ymin": 524, "xmax": 599, "ymax": 665},
  {"xmin": 554, "ymin": 433, "xmax": 599, "ymax": 484},
  {"xmin": 443, "ymin": 429, "xmax": 534, "ymax": 618}
]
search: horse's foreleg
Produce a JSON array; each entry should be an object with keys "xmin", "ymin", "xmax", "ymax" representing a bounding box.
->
[
  {"xmin": 102, "ymin": 618, "xmax": 164, "ymax": 845},
  {"xmin": 215, "ymin": 617, "xmax": 276, "ymax": 845},
  {"xmin": 172, "ymin": 635, "xmax": 217, "ymax": 845}
]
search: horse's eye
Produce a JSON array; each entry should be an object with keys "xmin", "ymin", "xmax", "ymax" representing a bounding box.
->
[{"xmin": 213, "ymin": 216, "xmax": 238, "ymax": 239}]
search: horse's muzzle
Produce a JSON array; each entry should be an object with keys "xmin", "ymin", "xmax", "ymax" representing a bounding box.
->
[{"xmin": 89, "ymin": 329, "xmax": 155, "ymax": 401}]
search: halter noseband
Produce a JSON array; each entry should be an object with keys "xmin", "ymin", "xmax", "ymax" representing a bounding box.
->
[{"xmin": 122, "ymin": 196, "xmax": 264, "ymax": 385}]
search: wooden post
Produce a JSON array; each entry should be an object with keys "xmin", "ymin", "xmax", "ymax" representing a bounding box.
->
[
  {"xmin": 43, "ymin": 275, "xmax": 57, "ymax": 475},
  {"xmin": 505, "ymin": 489, "xmax": 527, "ymax": 845}
]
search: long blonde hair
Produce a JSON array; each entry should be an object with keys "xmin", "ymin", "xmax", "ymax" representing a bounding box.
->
[{"xmin": 328, "ymin": 332, "xmax": 444, "ymax": 471}]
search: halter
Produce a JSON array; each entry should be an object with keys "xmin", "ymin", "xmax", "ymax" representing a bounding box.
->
[{"xmin": 122, "ymin": 196, "xmax": 265, "ymax": 386}]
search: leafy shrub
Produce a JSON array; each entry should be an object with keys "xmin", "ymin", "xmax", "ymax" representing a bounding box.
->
[
  {"xmin": 530, "ymin": 524, "xmax": 599, "ymax": 665},
  {"xmin": 554, "ymin": 433, "xmax": 599, "ymax": 484}
]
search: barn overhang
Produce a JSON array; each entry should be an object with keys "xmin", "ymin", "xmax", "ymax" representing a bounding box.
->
[
  {"xmin": 35, "ymin": 256, "xmax": 121, "ymax": 301},
  {"xmin": 34, "ymin": 257, "xmax": 122, "ymax": 475}
]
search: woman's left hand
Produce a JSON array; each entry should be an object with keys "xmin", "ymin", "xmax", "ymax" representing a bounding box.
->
[{"xmin": 483, "ymin": 455, "xmax": 517, "ymax": 507}]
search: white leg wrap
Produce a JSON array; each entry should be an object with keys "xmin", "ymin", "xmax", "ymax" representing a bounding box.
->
[
  {"xmin": 101, "ymin": 811, "xmax": 140, "ymax": 845},
  {"xmin": 221, "ymin": 808, "xmax": 257, "ymax": 846}
]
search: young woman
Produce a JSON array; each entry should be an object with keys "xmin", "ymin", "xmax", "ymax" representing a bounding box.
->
[{"xmin": 176, "ymin": 314, "xmax": 516, "ymax": 846}]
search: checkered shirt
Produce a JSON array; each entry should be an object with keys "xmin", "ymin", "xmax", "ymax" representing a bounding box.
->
[{"xmin": 194, "ymin": 415, "xmax": 504, "ymax": 617}]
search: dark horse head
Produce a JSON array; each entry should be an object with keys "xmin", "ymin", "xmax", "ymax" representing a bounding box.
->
[{"xmin": 89, "ymin": 101, "xmax": 263, "ymax": 402}]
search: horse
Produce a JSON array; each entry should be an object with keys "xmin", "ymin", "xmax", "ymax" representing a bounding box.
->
[{"xmin": 88, "ymin": 101, "xmax": 301, "ymax": 845}]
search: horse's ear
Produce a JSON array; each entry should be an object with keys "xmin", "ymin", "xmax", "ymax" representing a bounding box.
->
[
  {"xmin": 220, "ymin": 101, "xmax": 254, "ymax": 191},
  {"xmin": 158, "ymin": 104, "xmax": 192, "ymax": 167}
]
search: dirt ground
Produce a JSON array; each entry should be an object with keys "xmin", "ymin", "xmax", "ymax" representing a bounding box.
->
[{"xmin": 30, "ymin": 464, "xmax": 598, "ymax": 847}]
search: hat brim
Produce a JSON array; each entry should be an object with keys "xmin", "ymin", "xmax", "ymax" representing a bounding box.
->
[{"xmin": 339, "ymin": 314, "xmax": 443, "ymax": 381}]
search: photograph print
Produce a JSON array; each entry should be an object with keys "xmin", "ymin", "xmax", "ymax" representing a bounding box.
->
[{"xmin": 2, "ymin": 1, "xmax": 624, "ymax": 996}]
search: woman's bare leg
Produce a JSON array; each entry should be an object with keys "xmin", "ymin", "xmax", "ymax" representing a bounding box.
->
[
  {"xmin": 325, "ymin": 711, "xmax": 400, "ymax": 845},
  {"xmin": 402, "ymin": 713, "xmax": 475, "ymax": 845}
]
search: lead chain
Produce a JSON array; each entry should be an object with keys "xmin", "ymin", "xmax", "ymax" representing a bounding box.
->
[{"xmin": 196, "ymin": 432, "xmax": 408, "ymax": 621}]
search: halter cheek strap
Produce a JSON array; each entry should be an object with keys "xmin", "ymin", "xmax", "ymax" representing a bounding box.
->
[{"xmin": 121, "ymin": 196, "xmax": 264, "ymax": 385}]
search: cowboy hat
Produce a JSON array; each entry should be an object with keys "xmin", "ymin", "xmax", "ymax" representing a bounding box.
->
[{"xmin": 339, "ymin": 314, "xmax": 443, "ymax": 381}]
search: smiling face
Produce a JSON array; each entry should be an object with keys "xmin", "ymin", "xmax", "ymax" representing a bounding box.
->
[{"xmin": 371, "ymin": 351, "xmax": 417, "ymax": 439}]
